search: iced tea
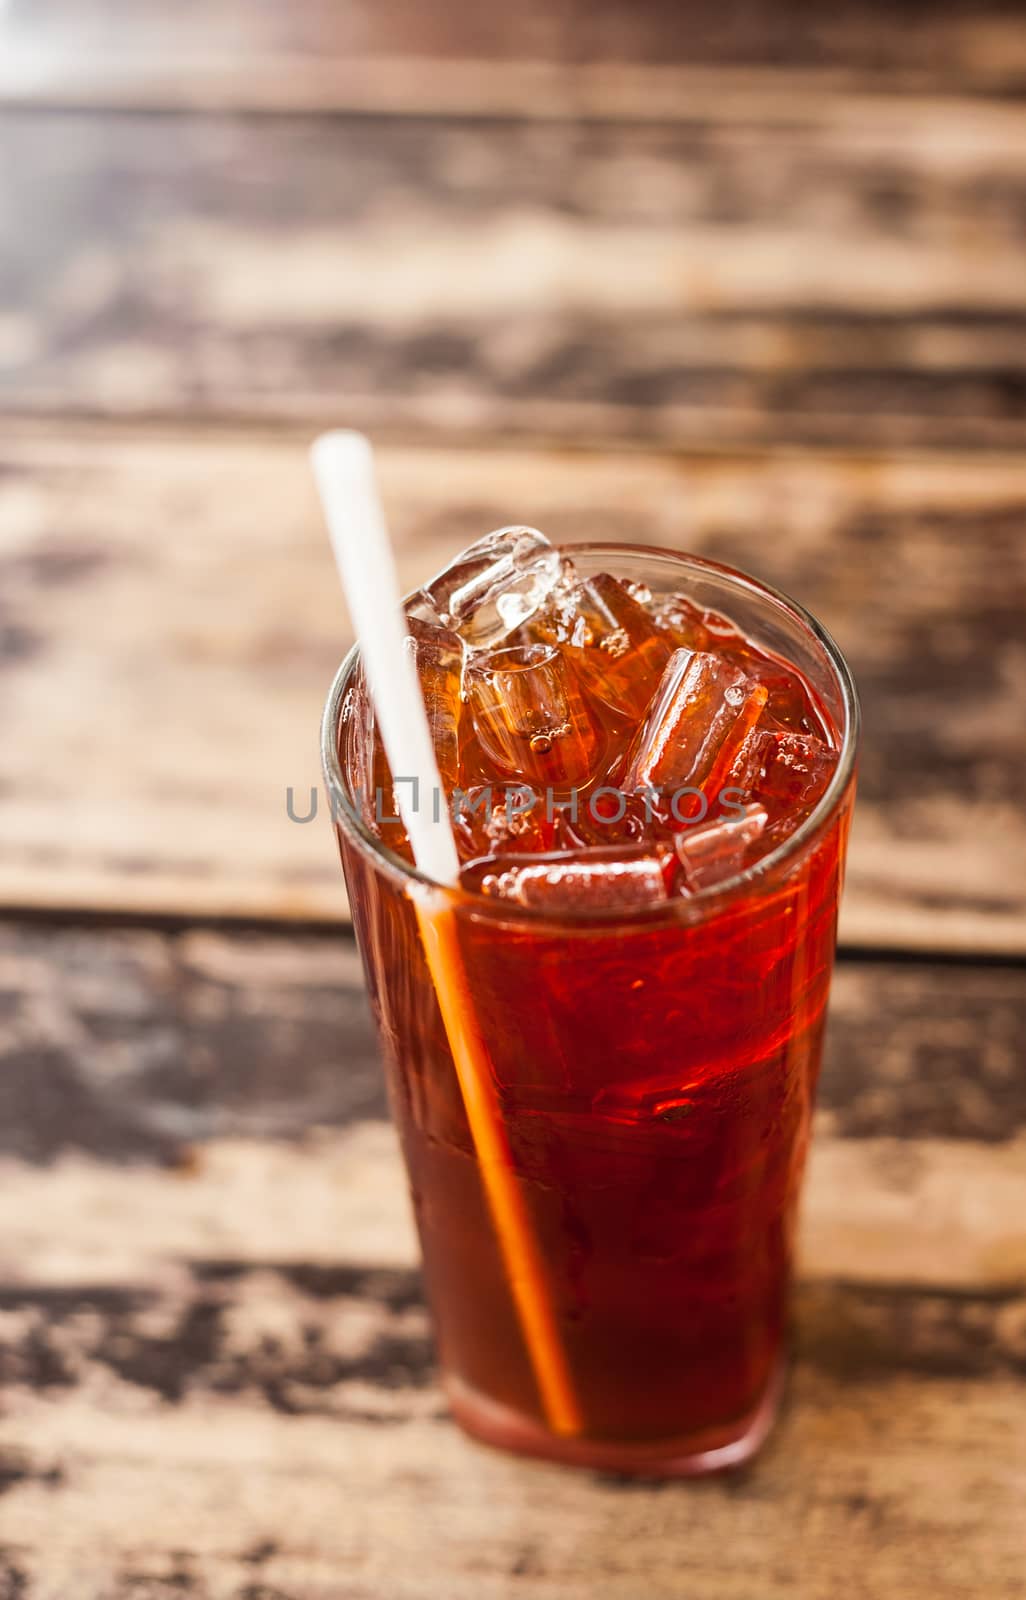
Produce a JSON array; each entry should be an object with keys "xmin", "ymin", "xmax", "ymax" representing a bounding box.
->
[{"xmin": 324, "ymin": 537, "xmax": 857, "ymax": 1474}]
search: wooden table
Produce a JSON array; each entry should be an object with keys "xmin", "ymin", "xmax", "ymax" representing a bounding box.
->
[{"xmin": 0, "ymin": 5, "xmax": 1023, "ymax": 1595}]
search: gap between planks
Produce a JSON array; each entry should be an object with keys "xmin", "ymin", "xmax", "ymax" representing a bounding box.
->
[
  {"xmin": 5, "ymin": 61, "xmax": 1026, "ymax": 123},
  {"xmin": 5, "ymin": 411, "xmax": 1026, "ymax": 463},
  {"xmin": 1, "ymin": 428, "xmax": 1023, "ymax": 953},
  {"xmin": 2, "ymin": 901, "xmax": 1026, "ymax": 966}
]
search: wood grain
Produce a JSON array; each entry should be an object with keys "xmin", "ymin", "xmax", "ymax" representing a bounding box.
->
[
  {"xmin": 1, "ymin": 107, "xmax": 1024, "ymax": 451},
  {"xmin": 0, "ymin": 923, "xmax": 1022, "ymax": 1298},
  {"xmin": 3, "ymin": 1, "xmax": 1026, "ymax": 112},
  {"xmin": 1, "ymin": 427, "xmax": 1024, "ymax": 950},
  {"xmin": 0, "ymin": 1364, "xmax": 1021, "ymax": 1597},
  {"xmin": 4, "ymin": 1124, "xmax": 1024, "ymax": 1294},
  {"xmin": 0, "ymin": 5, "xmax": 1021, "ymax": 1591},
  {"xmin": 0, "ymin": 926, "xmax": 1023, "ymax": 1599}
]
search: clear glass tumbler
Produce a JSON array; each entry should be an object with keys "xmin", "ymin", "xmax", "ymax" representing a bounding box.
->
[{"xmin": 322, "ymin": 545, "xmax": 858, "ymax": 1475}]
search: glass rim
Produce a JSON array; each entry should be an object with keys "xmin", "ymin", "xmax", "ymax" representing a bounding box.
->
[{"xmin": 320, "ymin": 541, "xmax": 860, "ymax": 927}]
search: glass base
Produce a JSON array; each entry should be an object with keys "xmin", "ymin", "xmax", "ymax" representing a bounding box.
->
[{"xmin": 445, "ymin": 1357, "xmax": 784, "ymax": 1478}]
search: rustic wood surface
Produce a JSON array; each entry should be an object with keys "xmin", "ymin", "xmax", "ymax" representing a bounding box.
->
[
  {"xmin": 1, "ymin": 4, "xmax": 1024, "ymax": 1596},
  {"xmin": 1, "ymin": 426, "xmax": 1024, "ymax": 950},
  {"xmin": 2, "ymin": 106, "xmax": 1025, "ymax": 452},
  {"xmin": 4, "ymin": 0, "xmax": 1026, "ymax": 109},
  {"xmin": 0, "ymin": 925, "xmax": 1023, "ymax": 1598}
]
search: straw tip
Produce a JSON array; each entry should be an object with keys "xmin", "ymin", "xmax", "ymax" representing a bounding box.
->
[{"xmin": 310, "ymin": 429, "xmax": 374, "ymax": 481}]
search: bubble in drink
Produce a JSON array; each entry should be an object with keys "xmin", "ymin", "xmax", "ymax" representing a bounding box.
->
[
  {"xmin": 675, "ymin": 802, "xmax": 769, "ymax": 891},
  {"xmin": 464, "ymin": 643, "xmax": 604, "ymax": 789},
  {"xmin": 468, "ymin": 845, "xmax": 672, "ymax": 911},
  {"xmin": 414, "ymin": 527, "xmax": 566, "ymax": 650},
  {"xmin": 621, "ymin": 649, "xmax": 766, "ymax": 803}
]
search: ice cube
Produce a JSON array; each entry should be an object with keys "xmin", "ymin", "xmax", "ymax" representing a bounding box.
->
[
  {"xmin": 466, "ymin": 845, "xmax": 672, "ymax": 911},
  {"xmin": 717, "ymin": 643, "xmax": 820, "ymax": 734},
  {"xmin": 621, "ymin": 649, "xmax": 766, "ymax": 805},
  {"xmin": 559, "ymin": 572, "xmax": 673, "ymax": 721},
  {"xmin": 650, "ymin": 592, "xmax": 712, "ymax": 653},
  {"xmin": 558, "ymin": 788, "xmax": 660, "ymax": 851},
  {"xmin": 464, "ymin": 642, "xmax": 604, "ymax": 788},
  {"xmin": 753, "ymin": 665, "xmax": 818, "ymax": 734},
  {"xmin": 405, "ymin": 614, "xmax": 463, "ymax": 794},
  {"xmin": 699, "ymin": 606, "xmax": 747, "ymax": 646},
  {"xmin": 723, "ymin": 725, "xmax": 770, "ymax": 795},
  {"xmin": 451, "ymin": 783, "xmax": 569, "ymax": 859},
  {"xmin": 755, "ymin": 731, "xmax": 837, "ymax": 811},
  {"xmin": 646, "ymin": 585, "xmax": 821, "ymax": 733},
  {"xmin": 413, "ymin": 526, "xmax": 565, "ymax": 650},
  {"xmin": 723, "ymin": 726, "xmax": 836, "ymax": 811},
  {"xmin": 700, "ymin": 680, "xmax": 770, "ymax": 807},
  {"xmin": 674, "ymin": 803, "xmax": 768, "ymax": 890}
]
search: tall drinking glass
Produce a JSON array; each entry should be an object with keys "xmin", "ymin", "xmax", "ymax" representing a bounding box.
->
[{"xmin": 322, "ymin": 545, "xmax": 858, "ymax": 1475}]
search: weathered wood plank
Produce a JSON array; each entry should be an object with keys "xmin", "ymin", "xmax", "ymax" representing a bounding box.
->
[
  {"xmin": 1, "ymin": 109, "xmax": 1025, "ymax": 450},
  {"xmin": 3, "ymin": 0, "xmax": 1025, "ymax": 111},
  {"xmin": 0, "ymin": 927, "xmax": 382, "ymax": 1165},
  {"xmin": 1, "ymin": 429, "xmax": 1024, "ymax": 949},
  {"xmin": 9, "ymin": 1117, "xmax": 1024, "ymax": 1301},
  {"xmin": 1, "ymin": 924, "xmax": 1024, "ymax": 1166},
  {"xmin": 0, "ymin": 922, "xmax": 1023, "ymax": 1295},
  {"xmin": 0, "ymin": 925, "xmax": 1023, "ymax": 1596},
  {"xmin": 0, "ymin": 1366, "xmax": 1021, "ymax": 1597},
  {"xmin": 0, "ymin": 1155, "xmax": 1023, "ymax": 1591},
  {"xmin": 4, "ymin": 1121, "xmax": 1024, "ymax": 1297},
  {"xmin": 0, "ymin": 1130, "xmax": 1023, "ymax": 1595}
]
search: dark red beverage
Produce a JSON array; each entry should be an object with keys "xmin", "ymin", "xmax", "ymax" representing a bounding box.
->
[{"xmin": 324, "ymin": 541, "xmax": 857, "ymax": 1474}]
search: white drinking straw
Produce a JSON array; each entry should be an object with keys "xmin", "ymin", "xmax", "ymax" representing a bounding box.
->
[{"xmin": 311, "ymin": 431, "xmax": 581, "ymax": 1437}]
